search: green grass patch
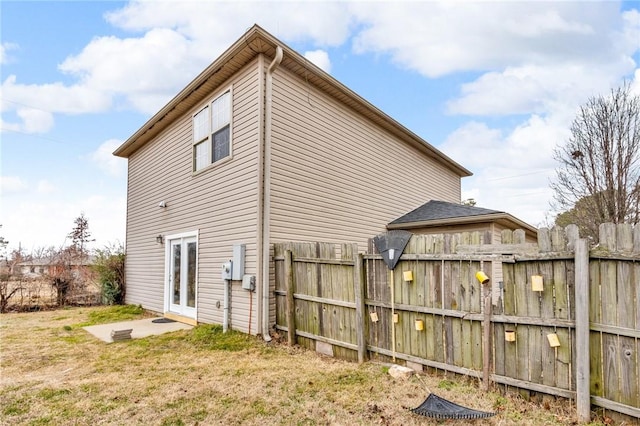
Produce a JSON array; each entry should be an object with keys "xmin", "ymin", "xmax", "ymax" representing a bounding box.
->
[
  {"xmin": 190, "ymin": 409, "xmax": 208, "ymax": 421},
  {"xmin": 28, "ymin": 415, "xmax": 53, "ymax": 425},
  {"xmin": 37, "ymin": 388, "xmax": 71, "ymax": 400},
  {"xmin": 3, "ymin": 401, "xmax": 29, "ymax": 416},
  {"xmin": 187, "ymin": 324, "xmax": 254, "ymax": 351},
  {"xmin": 74, "ymin": 305, "xmax": 144, "ymax": 327},
  {"xmin": 437, "ymin": 379, "xmax": 457, "ymax": 390},
  {"xmin": 160, "ymin": 415, "xmax": 185, "ymax": 426}
]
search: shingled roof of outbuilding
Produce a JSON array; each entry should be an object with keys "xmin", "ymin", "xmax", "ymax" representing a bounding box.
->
[{"xmin": 388, "ymin": 200, "xmax": 537, "ymax": 235}]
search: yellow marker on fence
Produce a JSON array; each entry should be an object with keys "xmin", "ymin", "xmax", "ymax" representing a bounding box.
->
[
  {"xmin": 547, "ymin": 333, "xmax": 561, "ymax": 347},
  {"xmin": 532, "ymin": 275, "xmax": 544, "ymax": 292}
]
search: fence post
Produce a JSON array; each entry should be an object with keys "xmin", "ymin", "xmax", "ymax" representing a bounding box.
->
[
  {"xmin": 575, "ymin": 238, "xmax": 590, "ymax": 422},
  {"xmin": 285, "ymin": 250, "xmax": 296, "ymax": 346},
  {"xmin": 354, "ymin": 253, "xmax": 367, "ymax": 364},
  {"xmin": 483, "ymin": 279, "xmax": 492, "ymax": 390}
]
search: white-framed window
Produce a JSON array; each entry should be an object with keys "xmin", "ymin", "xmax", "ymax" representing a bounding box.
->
[{"xmin": 192, "ymin": 89, "xmax": 232, "ymax": 172}]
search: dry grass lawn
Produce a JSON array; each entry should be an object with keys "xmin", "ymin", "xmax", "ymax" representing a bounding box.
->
[{"xmin": 0, "ymin": 306, "xmax": 605, "ymax": 425}]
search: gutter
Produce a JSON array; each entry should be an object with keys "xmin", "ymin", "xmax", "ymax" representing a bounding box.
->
[{"xmin": 261, "ymin": 46, "xmax": 283, "ymax": 341}]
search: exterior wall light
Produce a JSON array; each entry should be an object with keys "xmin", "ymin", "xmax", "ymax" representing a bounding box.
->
[{"xmin": 156, "ymin": 235, "xmax": 164, "ymax": 244}]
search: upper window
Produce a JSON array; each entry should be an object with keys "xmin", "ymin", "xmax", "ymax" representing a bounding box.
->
[{"xmin": 193, "ymin": 90, "xmax": 231, "ymax": 172}]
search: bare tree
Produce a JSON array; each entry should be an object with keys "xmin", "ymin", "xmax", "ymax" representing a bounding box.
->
[
  {"xmin": 68, "ymin": 213, "xmax": 94, "ymax": 258},
  {"xmin": 49, "ymin": 214, "xmax": 96, "ymax": 306},
  {"xmin": 0, "ymin": 248, "xmax": 27, "ymax": 313},
  {"xmin": 551, "ymin": 83, "xmax": 640, "ymax": 240},
  {"xmin": 0, "ymin": 224, "xmax": 8, "ymax": 260}
]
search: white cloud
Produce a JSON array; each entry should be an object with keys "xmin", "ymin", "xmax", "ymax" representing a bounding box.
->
[
  {"xmin": 105, "ymin": 1, "xmax": 353, "ymax": 47},
  {"xmin": 440, "ymin": 113, "xmax": 572, "ymax": 227},
  {"xmin": 36, "ymin": 180, "xmax": 57, "ymax": 194},
  {"xmin": 446, "ymin": 63, "xmax": 633, "ymax": 117},
  {"xmin": 0, "ymin": 42, "xmax": 18, "ymax": 65},
  {"xmin": 89, "ymin": 139, "xmax": 127, "ymax": 177},
  {"xmin": 349, "ymin": 2, "xmax": 632, "ymax": 77},
  {"xmin": 631, "ymin": 69, "xmax": 640, "ymax": 96},
  {"xmin": 1, "ymin": 75, "xmax": 111, "ymax": 134},
  {"xmin": 1, "ymin": 176, "xmax": 28, "ymax": 193},
  {"xmin": 59, "ymin": 29, "xmax": 199, "ymax": 114},
  {"xmin": 16, "ymin": 107, "xmax": 54, "ymax": 133},
  {"xmin": 2, "ymin": 194, "xmax": 126, "ymax": 252},
  {"xmin": 304, "ymin": 50, "xmax": 331, "ymax": 73}
]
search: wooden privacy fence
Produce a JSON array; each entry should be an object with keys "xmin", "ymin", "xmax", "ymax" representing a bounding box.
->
[{"xmin": 273, "ymin": 223, "xmax": 640, "ymax": 421}]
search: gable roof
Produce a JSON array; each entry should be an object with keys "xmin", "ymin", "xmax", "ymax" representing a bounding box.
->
[
  {"xmin": 113, "ymin": 25, "xmax": 471, "ymax": 177},
  {"xmin": 388, "ymin": 200, "xmax": 538, "ymax": 234}
]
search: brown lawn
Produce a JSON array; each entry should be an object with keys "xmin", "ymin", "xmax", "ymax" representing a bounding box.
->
[{"xmin": 0, "ymin": 306, "xmax": 598, "ymax": 425}]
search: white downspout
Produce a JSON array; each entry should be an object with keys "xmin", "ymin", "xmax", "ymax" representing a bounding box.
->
[{"xmin": 262, "ymin": 46, "xmax": 283, "ymax": 341}]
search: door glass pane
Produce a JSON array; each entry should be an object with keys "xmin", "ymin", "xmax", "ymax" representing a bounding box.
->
[
  {"xmin": 172, "ymin": 243, "xmax": 181, "ymax": 304},
  {"xmin": 187, "ymin": 242, "xmax": 196, "ymax": 308}
]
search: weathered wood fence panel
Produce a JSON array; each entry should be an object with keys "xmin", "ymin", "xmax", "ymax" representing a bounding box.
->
[
  {"xmin": 588, "ymin": 224, "xmax": 640, "ymax": 419},
  {"xmin": 274, "ymin": 241, "xmax": 359, "ymax": 361},
  {"xmin": 273, "ymin": 223, "xmax": 640, "ymax": 421}
]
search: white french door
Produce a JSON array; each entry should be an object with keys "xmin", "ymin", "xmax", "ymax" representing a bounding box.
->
[{"xmin": 166, "ymin": 233, "xmax": 198, "ymax": 319}]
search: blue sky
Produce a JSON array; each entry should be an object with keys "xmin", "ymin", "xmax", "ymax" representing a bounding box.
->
[{"xmin": 1, "ymin": 1, "xmax": 639, "ymax": 253}]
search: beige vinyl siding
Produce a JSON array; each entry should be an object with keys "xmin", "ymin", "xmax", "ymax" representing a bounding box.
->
[
  {"xmin": 125, "ymin": 60, "xmax": 261, "ymax": 333},
  {"xmin": 269, "ymin": 66, "xmax": 461, "ymax": 248}
]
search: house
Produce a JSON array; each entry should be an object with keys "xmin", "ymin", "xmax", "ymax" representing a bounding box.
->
[
  {"xmin": 388, "ymin": 199, "xmax": 538, "ymax": 301},
  {"xmin": 113, "ymin": 25, "xmax": 472, "ymax": 337},
  {"xmin": 14, "ymin": 255, "xmax": 94, "ymax": 279}
]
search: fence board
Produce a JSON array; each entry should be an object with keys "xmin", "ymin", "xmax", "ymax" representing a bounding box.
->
[
  {"xmin": 555, "ymin": 327, "xmax": 571, "ymax": 390},
  {"xmin": 529, "ymin": 326, "xmax": 543, "ymax": 384},
  {"xmin": 494, "ymin": 322, "xmax": 506, "ymax": 376},
  {"xmin": 553, "ymin": 261, "xmax": 569, "ymax": 320},
  {"xmin": 619, "ymin": 335, "xmax": 638, "ymax": 408},
  {"xmin": 590, "ymin": 331, "xmax": 604, "ymax": 397},
  {"xmin": 602, "ymin": 334, "xmax": 620, "ymax": 402},
  {"xmin": 542, "ymin": 326, "xmax": 556, "ymax": 388},
  {"xmin": 504, "ymin": 324, "xmax": 518, "ymax": 383},
  {"xmin": 517, "ymin": 325, "xmax": 530, "ymax": 382}
]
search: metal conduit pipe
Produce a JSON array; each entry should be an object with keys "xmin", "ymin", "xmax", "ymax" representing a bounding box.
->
[
  {"xmin": 223, "ymin": 278, "xmax": 230, "ymax": 333},
  {"xmin": 262, "ymin": 46, "xmax": 283, "ymax": 342}
]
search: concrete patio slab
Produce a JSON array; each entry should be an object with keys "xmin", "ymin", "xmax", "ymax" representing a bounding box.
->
[{"xmin": 83, "ymin": 317, "xmax": 193, "ymax": 343}]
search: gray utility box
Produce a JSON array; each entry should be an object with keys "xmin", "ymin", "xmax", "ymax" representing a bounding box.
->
[
  {"xmin": 232, "ymin": 244, "xmax": 245, "ymax": 281},
  {"xmin": 242, "ymin": 275, "xmax": 255, "ymax": 292}
]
